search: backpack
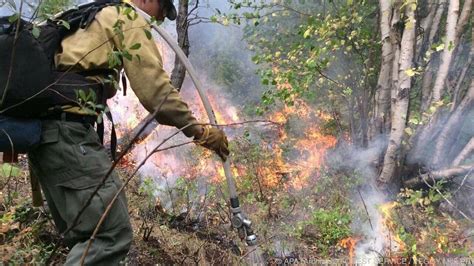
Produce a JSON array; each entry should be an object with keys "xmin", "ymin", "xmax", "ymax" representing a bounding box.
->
[{"xmin": 0, "ymin": 0, "xmax": 123, "ymax": 154}]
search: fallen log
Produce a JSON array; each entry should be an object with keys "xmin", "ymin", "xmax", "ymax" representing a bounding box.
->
[{"xmin": 404, "ymin": 164, "xmax": 474, "ymax": 187}]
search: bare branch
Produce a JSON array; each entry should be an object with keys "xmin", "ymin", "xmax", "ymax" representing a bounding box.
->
[
  {"xmin": 455, "ymin": 0, "xmax": 473, "ymax": 43},
  {"xmin": 453, "ymin": 169, "xmax": 473, "ymax": 195},
  {"xmin": 404, "ymin": 164, "xmax": 474, "ymax": 187},
  {"xmin": 423, "ymin": 175, "xmax": 473, "ymax": 222},
  {"xmin": 117, "ymin": 118, "xmax": 281, "ymax": 150},
  {"xmin": 452, "ymin": 137, "xmax": 474, "ymax": 166}
]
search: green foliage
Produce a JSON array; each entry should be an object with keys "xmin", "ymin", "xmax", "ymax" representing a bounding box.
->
[
  {"xmin": 386, "ymin": 182, "xmax": 470, "ymax": 260},
  {"xmin": 0, "ymin": 202, "xmax": 59, "ymax": 264},
  {"xmin": 1, "ymin": 163, "xmax": 21, "ymax": 178},
  {"xmin": 37, "ymin": 0, "xmax": 72, "ymax": 20},
  {"xmin": 225, "ymin": 0, "xmax": 380, "ymax": 112},
  {"xmin": 74, "ymin": 88, "xmax": 109, "ymax": 123},
  {"xmin": 139, "ymin": 177, "xmax": 157, "ymax": 209},
  {"xmin": 173, "ymin": 176, "xmax": 199, "ymax": 212},
  {"xmin": 297, "ymin": 207, "xmax": 351, "ymax": 256},
  {"xmin": 399, "ymin": 180, "xmax": 447, "ymax": 214}
]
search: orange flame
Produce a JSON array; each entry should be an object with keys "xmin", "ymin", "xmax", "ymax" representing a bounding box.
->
[
  {"xmin": 380, "ymin": 202, "xmax": 406, "ymax": 255},
  {"xmin": 110, "ymin": 58, "xmax": 338, "ymax": 196},
  {"xmin": 339, "ymin": 237, "xmax": 359, "ymax": 265},
  {"xmin": 266, "ymin": 100, "xmax": 337, "ymax": 190}
]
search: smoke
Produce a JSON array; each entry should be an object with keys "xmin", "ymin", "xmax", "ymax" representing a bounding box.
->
[
  {"xmin": 327, "ymin": 136, "xmax": 394, "ymax": 264},
  {"xmin": 108, "ymin": 0, "xmax": 262, "ymax": 212}
]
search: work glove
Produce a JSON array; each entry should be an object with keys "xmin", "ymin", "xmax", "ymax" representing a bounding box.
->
[{"xmin": 194, "ymin": 126, "xmax": 230, "ymax": 161}]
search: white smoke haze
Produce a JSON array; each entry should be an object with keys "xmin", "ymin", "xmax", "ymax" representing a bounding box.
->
[
  {"xmin": 12, "ymin": 0, "xmax": 471, "ymax": 262},
  {"xmin": 107, "ymin": 2, "xmax": 408, "ymax": 262},
  {"xmin": 327, "ymin": 136, "xmax": 400, "ymax": 264}
]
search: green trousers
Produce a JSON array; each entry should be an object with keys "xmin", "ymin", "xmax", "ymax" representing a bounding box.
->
[{"xmin": 28, "ymin": 120, "xmax": 132, "ymax": 265}]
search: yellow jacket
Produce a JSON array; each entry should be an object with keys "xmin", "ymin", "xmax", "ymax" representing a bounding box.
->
[{"xmin": 55, "ymin": 5, "xmax": 200, "ymax": 137}]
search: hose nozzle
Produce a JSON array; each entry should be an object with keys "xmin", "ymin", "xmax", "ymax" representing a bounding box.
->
[{"xmin": 230, "ymin": 198, "xmax": 257, "ymax": 246}]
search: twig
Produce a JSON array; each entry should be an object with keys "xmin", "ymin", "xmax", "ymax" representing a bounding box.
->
[
  {"xmin": 273, "ymin": 3, "xmax": 311, "ymax": 16},
  {"xmin": 117, "ymin": 119, "xmax": 281, "ymax": 151},
  {"xmin": 423, "ymin": 175, "xmax": 473, "ymax": 223},
  {"xmin": 453, "ymin": 168, "xmax": 473, "ymax": 195},
  {"xmin": 357, "ymin": 188, "xmax": 374, "ymax": 231}
]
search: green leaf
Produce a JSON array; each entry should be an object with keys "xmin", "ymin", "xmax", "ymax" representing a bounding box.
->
[
  {"xmin": 1, "ymin": 163, "xmax": 20, "ymax": 177},
  {"xmin": 90, "ymin": 89, "xmax": 97, "ymax": 103},
  {"xmin": 303, "ymin": 28, "xmax": 312, "ymax": 39},
  {"xmin": 31, "ymin": 26, "xmax": 40, "ymax": 39},
  {"xmin": 448, "ymin": 41, "xmax": 455, "ymax": 51},
  {"xmin": 144, "ymin": 29, "xmax": 152, "ymax": 40},
  {"xmin": 435, "ymin": 43, "xmax": 445, "ymax": 52},
  {"xmin": 8, "ymin": 13, "xmax": 19, "ymax": 23},
  {"xmin": 130, "ymin": 43, "xmax": 141, "ymax": 50},
  {"xmin": 78, "ymin": 89, "xmax": 86, "ymax": 101},
  {"xmin": 97, "ymin": 114, "xmax": 103, "ymax": 124},
  {"xmin": 59, "ymin": 20, "xmax": 70, "ymax": 30},
  {"xmin": 122, "ymin": 51, "xmax": 133, "ymax": 61}
]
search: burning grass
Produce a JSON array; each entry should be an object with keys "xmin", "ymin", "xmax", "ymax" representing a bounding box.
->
[{"xmin": 376, "ymin": 186, "xmax": 474, "ymax": 263}]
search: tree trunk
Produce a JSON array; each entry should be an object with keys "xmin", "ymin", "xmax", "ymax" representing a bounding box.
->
[
  {"xmin": 452, "ymin": 27, "xmax": 473, "ymax": 110},
  {"xmin": 420, "ymin": 67, "xmax": 434, "ymax": 111},
  {"xmin": 427, "ymin": 0, "xmax": 446, "ymax": 49},
  {"xmin": 452, "ymin": 137, "xmax": 474, "ymax": 167},
  {"xmin": 416, "ymin": 0, "xmax": 437, "ymax": 63},
  {"xmin": 171, "ymin": 0, "xmax": 190, "ymax": 90},
  {"xmin": 455, "ymin": 0, "xmax": 473, "ymax": 44},
  {"xmin": 420, "ymin": 0, "xmax": 446, "ymax": 111},
  {"xmin": 359, "ymin": 92, "xmax": 369, "ymax": 148},
  {"xmin": 373, "ymin": 0, "xmax": 394, "ymax": 136},
  {"xmin": 378, "ymin": 2, "xmax": 416, "ymax": 184},
  {"xmin": 431, "ymin": 0, "xmax": 460, "ymax": 103},
  {"xmin": 432, "ymin": 79, "xmax": 474, "ymax": 167}
]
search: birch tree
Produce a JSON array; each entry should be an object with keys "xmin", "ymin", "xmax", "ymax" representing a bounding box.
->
[
  {"xmin": 372, "ymin": 0, "xmax": 394, "ymax": 136},
  {"xmin": 378, "ymin": 0, "xmax": 417, "ymax": 184},
  {"xmin": 431, "ymin": 0, "xmax": 460, "ymax": 103}
]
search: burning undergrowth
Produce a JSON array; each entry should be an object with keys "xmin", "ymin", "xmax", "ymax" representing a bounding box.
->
[
  {"xmin": 107, "ymin": 72, "xmax": 356, "ymax": 263},
  {"xmin": 100, "ymin": 13, "xmax": 473, "ymax": 265},
  {"xmin": 327, "ymin": 137, "xmax": 473, "ymax": 264},
  {"xmin": 104, "ymin": 49, "xmax": 469, "ymax": 265}
]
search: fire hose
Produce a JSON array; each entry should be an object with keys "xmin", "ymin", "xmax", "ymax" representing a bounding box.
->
[
  {"xmin": 134, "ymin": 9, "xmax": 257, "ymax": 246},
  {"xmin": 45, "ymin": 2, "xmax": 256, "ymax": 246}
]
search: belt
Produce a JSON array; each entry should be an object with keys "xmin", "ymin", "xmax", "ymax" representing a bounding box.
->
[{"xmin": 43, "ymin": 112, "xmax": 97, "ymax": 125}]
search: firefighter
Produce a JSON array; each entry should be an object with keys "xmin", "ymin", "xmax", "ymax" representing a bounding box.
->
[{"xmin": 28, "ymin": 0, "xmax": 229, "ymax": 264}]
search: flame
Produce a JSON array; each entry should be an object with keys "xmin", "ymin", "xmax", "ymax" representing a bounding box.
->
[
  {"xmin": 266, "ymin": 100, "xmax": 337, "ymax": 190},
  {"xmin": 339, "ymin": 237, "xmax": 359, "ymax": 265},
  {"xmin": 380, "ymin": 202, "xmax": 406, "ymax": 256},
  {"xmin": 108, "ymin": 40, "xmax": 338, "ymax": 213}
]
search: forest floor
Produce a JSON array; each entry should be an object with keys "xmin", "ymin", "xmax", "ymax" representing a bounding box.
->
[{"xmin": 0, "ymin": 155, "xmax": 473, "ymax": 265}]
